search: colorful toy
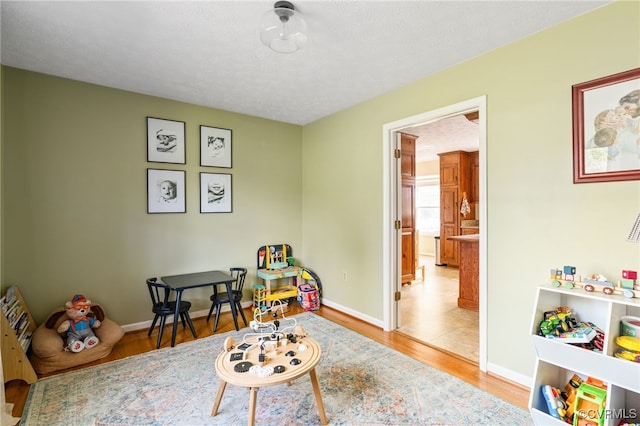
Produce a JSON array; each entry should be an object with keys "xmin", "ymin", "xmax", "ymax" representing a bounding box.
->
[
  {"xmin": 57, "ymin": 294, "xmax": 101, "ymax": 352},
  {"xmin": 257, "ymin": 244, "xmax": 291, "ymax": 270},
  {"xmin": 572, "ymin": 322, "xmax": 605, "ymax": 352},
  {"xmin": 542, "ymin": 384, "xmax": 568, "ymax": 421},
  {"xmin": 539, "ymin": 307, "xmax": 578, "ymax": 337},
  {"xmin": 550, "ymin": 267, "xmax": 640, "ymax": 299},
  {"xmin": 614, "ymin": 335, "xmax": 640, "ymax": 363},
  {"xmin": 622, "ymin": 270, "xmax": 637, "ymax": 280},
  {"xmin": 546, "ymin": 322, "xmax": 598, "ymax": 344},
  {"xmin": 573, "ymin": 382, "xmax": 607, "ymax": 426},
  {"xmin": 562, "ymin": 374, "xmax": 583, "ymax": 422}
]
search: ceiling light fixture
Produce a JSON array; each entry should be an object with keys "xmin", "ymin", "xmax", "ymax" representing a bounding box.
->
[{"xmin": 260, "ymin": 1, "xmax": 307, "ymax": 54}]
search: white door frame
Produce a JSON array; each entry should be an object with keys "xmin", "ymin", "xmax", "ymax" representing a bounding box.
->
[{"xmin": 382, "ymin": 95, "xmax": 488, "ymax": 372}]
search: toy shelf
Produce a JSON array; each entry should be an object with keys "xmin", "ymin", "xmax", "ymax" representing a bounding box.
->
[{"xmin": 528, "ymin": 285, "xmax": 640, "ymax": 425}]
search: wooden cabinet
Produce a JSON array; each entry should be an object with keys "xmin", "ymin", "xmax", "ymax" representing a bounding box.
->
[
  {"xmin": 400, "ymin": 133, "xmax": 416, "ymax": 179},
  {"xmin": 449, "ymin": 236, "xmax": 479, "ymax": 310},
  {"xmin": 400, "ymin": 133, "xmax": 417, "ymax": 284},
  {"xmin": 440, "ymin": 186, "xmax": 458, "ymax": 265},
  {"xmin": 528, "ymin": 285, "xmax": 640, "ymax": 425},
  {"xmin": 438, "ymin": 150, "xmax": 476, "ymax": 267},
  {"xmin": 1, "ymin": 285, "xmax": 38, "ymax": 384},
  {"xmin": 470, "ymin": 151, "xmax": 479, "ymax": 204}
]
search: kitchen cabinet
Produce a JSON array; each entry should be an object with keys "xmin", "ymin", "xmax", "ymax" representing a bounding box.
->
[
  {"xmin": 447, "ymin": 235, "xmax": 479, "ymax": 310},
  {"xmin": 470, "ymin": 151, "xmax": 479, "ymax": 205},
  {"xmin": 438, "ymin": 150, "xmax": 476, "ymax": 267}
]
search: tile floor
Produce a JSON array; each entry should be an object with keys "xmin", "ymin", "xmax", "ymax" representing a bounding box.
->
[{"xmin": 397, "ymin": 256, "xmax": 480, "ymax": 364}]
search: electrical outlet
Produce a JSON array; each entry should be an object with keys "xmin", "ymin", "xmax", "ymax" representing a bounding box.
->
[{"xmin": 343, "ymin": 272, "xmax": 348, "ymax": 281}]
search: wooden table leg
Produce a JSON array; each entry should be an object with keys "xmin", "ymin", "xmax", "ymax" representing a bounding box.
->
[
  {"xmin": 309, "ymin": 368, "xmax": 328, "ymax": 425},
  {"xmin": 248, "ymin": 387, "xmax": 258, "ymax": 426},
  {"xmin": 211, "ymin": 380, "xmax": 227, "ymax": 417}
]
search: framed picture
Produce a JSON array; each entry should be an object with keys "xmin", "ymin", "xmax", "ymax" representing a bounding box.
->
[
  {"xmin": 200, "ymin": 125, "xmax": 232, "ymax": 168},
  {"xmin": 147, "ymin": 169, "xmax": 186, "ymax": 214},
  {"xmin": 572, "ymin": 68, "xmax": 640, "ymax": 183},
  {"xmin": 147, "ymin": 117, "xmax": 186, "ymax": 164},
  {"xmin": 200, "ymin": 172, "xmax": 232, "ymax": 213}
]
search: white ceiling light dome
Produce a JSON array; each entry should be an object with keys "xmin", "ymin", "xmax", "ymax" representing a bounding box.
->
[{"xmin": 260, "ymin": 1, "xmax": 307, "ymax": 54}]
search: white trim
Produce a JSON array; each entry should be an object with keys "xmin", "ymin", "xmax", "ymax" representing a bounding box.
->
[
  {"xmin": 121, "ymin": 301, "xmax": 253, "ymax": 333},
  {"xmin": 487, "ymin": 361, "xmax": 533, "ymax": 389},
  {"xmin": 382, "ymin": 95, "xmax": 488, "ymax": 372},
  {"xmin": 319, "ymin": 297, "xmax": 384, "ymax": 328}
]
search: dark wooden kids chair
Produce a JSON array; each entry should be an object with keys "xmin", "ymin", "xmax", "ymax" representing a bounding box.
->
[
  {"xmin": 146, "ymin": 277, "xmax": 197, "ymax": 348},
  {"xmin": 206, "ymin": 267, "xmax": 248, "ymax": 332}
]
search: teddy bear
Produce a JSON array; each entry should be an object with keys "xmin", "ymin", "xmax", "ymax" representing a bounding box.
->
[{"xmin": 57, "ymin": 294, "xmax": 102, "ymax": 352}]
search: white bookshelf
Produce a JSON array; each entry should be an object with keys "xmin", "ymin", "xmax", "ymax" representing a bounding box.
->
[{"xmin": 528, "ymin": 285, "xmax": 640, "ymax": 425}]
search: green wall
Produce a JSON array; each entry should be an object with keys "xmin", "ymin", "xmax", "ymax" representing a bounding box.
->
[
  {"xmin": 2, "ymin": 69, "xmax": 303, "ymax": 324},
  {"xmin": 301, "ymin": 0, "xmax": 640, "ymax": 380}
]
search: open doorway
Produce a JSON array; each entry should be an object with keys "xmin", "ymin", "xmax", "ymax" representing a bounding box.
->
[
  {"xmin": 382, "ymin": 96, "xmax": 488, "ymax": 371},
  {"xmin": 398, "ymin": 113, "xmax": 480, "ymax": 364}
]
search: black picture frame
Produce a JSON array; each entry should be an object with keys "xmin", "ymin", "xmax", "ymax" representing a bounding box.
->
[
  {"xmin": 200, "ymin": 125, "xmax": 232, "ymax": 168},
  {"xmin": 147, "ymin": 169, "xmax": 186, "ymax": 214},
  {"xmin": 200, "ymin": 172, "xmax": 232, "ymax": 213},
  {"xmin": 147, "ymin": 117, "xmax": 186, "ymax": 164}
]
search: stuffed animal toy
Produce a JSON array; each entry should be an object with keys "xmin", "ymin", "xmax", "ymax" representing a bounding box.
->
[{"xmin": 57, "ymin": 294, "xmax": 102, "ymax": 352}]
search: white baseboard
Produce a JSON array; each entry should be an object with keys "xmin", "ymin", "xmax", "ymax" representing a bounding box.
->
[
  {"xmin": 319, "ymin": 298, "xmax": 384, "ymax": 328},
  {"xmin": 121, "ymin": 301, "xmax": 253, "ymax": 333},
  {"xmin": 486, "ymin": 361, "xmax": 532, "ymax": 389}
]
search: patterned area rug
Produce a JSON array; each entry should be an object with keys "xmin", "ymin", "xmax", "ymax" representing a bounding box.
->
[{"xmin": 22, "ymin": 312, "xmax": 532, "ymax": 425}]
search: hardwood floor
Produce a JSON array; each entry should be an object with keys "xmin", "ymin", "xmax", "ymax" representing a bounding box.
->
[{"xmin": 4, "ymin": 303, "xmax": 529, "ymax": 421}]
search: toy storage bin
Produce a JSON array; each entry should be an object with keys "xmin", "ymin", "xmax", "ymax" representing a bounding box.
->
[{"xmin": 297, "ymin": 283, "xmax": 319, "ymax": 311}]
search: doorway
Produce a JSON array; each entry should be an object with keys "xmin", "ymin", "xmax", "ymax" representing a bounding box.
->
[{"xmin": 382, "ymin": 96, "xmax": 488, "ymax": 371}]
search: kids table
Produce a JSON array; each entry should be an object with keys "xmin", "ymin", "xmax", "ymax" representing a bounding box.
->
[{"xmin": 211, "ymin": 335, "xmax": 327, "ymax": 426}]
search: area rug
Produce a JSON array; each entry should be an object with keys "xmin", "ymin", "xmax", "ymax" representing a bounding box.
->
[{"xmin": 22, "ymin": 312, "xmax": 532, "ymax": 425}]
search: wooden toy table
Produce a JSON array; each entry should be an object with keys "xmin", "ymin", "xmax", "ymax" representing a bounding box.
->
[{"xmin": 211, "ymin": 336, "xmax": 327, "ymax": 426}]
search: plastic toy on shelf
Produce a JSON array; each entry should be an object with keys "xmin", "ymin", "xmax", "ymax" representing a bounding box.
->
[
  {"xmin": 536, "ymin": 304, "xmax": 605, "ymax": 352},
  {"xmin": 615, "ymin": 335, "xmax": 640, "ymax": 363},
  {"xmin": 542, "ymin": 384, "xmax": 569, "ymax": 421},
  {"xmin": 573, "ymin": 382, "xmax": 607, "ymax": 426}
]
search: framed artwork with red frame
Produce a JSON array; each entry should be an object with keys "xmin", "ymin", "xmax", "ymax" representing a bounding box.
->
[{"xmin": 572, "ymin": 67, "xmax": 640, "ymax": 183}]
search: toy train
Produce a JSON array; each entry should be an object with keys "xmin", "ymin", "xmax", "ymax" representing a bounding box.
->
[{"xmin": 550, "ymin": 267, "xmax": 640, "ymax": 299}]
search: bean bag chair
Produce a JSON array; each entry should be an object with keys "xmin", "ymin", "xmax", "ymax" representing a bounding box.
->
[{"xmin": 29, "ymin": 303, "xmax": 124, "ymax": 375}]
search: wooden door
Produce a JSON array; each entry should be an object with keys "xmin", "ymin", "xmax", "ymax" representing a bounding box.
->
[
  {"xmin": 401, "ymin": 183, "xmax": 415, "ymax": 282},
  {"xmin": 400, "ymin": 133, "xmax": 417, "ymax": 284}
]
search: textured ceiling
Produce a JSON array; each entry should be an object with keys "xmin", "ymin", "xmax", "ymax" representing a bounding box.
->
[
  {"xmin": 405, "ymin": 113, "xmax": 480, "ymax": 164},
  {"xmin": 1, "ymin": 0, "xmax": 610, "ymax": 161}
]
